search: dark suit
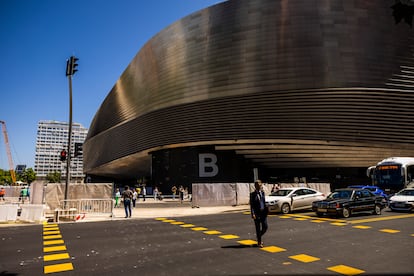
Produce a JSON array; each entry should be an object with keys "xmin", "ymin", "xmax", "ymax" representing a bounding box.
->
[{"xmin": 250, "ymin": 190, "xmax": 268, "ymax": 245}]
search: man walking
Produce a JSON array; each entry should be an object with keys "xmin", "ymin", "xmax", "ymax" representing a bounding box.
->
[{"xmin": 250, "ymin": 180, "xmax": 268, "ymax": 248}]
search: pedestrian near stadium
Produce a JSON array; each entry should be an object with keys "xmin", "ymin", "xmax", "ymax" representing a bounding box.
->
[
  {"xmin": 250, "ymin": 180, "xmax": 268, "ymax": 248},
  {"xmin": 122, "ymin": 186, "xmax": 133, "ymax": 218}
]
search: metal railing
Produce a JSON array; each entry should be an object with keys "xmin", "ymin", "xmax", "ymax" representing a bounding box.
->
[{"xmin": 60, "ymin": 199, "xmax": 114, "ymax": 215}]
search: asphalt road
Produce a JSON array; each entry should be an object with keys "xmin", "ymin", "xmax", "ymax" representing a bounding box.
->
[{"xmin": 1, "ymin": 209, "xmax": 413, "ymax": 275}]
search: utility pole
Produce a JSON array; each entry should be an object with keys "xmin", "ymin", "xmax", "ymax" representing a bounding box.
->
[{"xmin": 64, "ymin": 56, "xmax": 79, "ymax": 202}]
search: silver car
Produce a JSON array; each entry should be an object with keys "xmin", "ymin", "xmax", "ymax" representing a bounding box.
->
[
  {"xmin": 266, "ymin": 187, "xmax": 326, "ymax": 214},
  {"xmin": 389, "ymin": 188, "xmax": 414, "ymax": 212}
]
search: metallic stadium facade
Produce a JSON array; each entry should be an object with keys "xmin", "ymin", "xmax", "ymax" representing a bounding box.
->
[{"xmin": 84, "ymin": 0, "xmax": 414, "ymax": 190}]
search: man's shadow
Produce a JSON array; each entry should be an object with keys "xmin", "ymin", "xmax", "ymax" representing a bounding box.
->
[{"xmin": 221, "ymin": 244, "xmax": 257, "ymax": 249}]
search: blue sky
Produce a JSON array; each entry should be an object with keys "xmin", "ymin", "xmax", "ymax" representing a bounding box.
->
[{"xmin": 0, "ymin": 0, "xmax": 225, "ymax": 170}]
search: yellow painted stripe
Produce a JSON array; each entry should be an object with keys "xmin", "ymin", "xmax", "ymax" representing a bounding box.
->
[
  {"xmin": 219, "ymin": 234, "xmax": 239, "ymax": 240},
  {"xmin": 286, "ymin": 214, "xmax": 346, "ymax": 223},
  {"xmin": 352, "ymin": 225, "xmax": 372, "ymax": 229},
  {"xmin": 43, "ymin": 240, "xmax": 64, "ymax": 246},
  {"xmin": 180, "ymin": 224, "xmax": 195, "ymax": 228},
  {"xmin": 237, "ymin": 239, "xmax": 257, "ymax": 246},
  {"xmin": 43, "ymin": 235, "xmax": 62, "ymax": 240},
  {"xmin": 290, "ymin": 254, "xmax": 320, "ymax": 263},
  {"xmin": 330, "ymin": 222, "xmax": 347, "ymax": 226},
  {"xmin": 43, "ymin": 223, "xmax": 58, "ymax": 227},
  {"xmin": 327, "ymin": 264, "xmax": 364, "ymax": 275},
  {"xmin": 43, "ymin": 231, "xmax": 61, "ymax": 235},
  {"xmin": 261, "ymin": 246, "xmax": 286, "ymax": 253},
  {"xmin": 43, "ymin": 227, "xmax": 59, "ymax": 231},
  {"xmin": 191, "ymin": 227, "xmax": 208, "ymax": 231},
  {"xmin": 44, "ymin": 253, "xmax": 70, "ymax": 261},
  {"xmin": 43, "ymin": 245, "xmax": 67, "ymax": 252},
  {"xmin": 293, "ymin": 218, "xmax": 308, "ymax": 221},
  {"xmin": 380, "ymin": 229, "xmax": 400, "ymax": 234},
  {"xmin": 203, "ymin": 230, "xmax": 222, "ymax": 235},
  {"xmin": 348, "ymin": 214, "xmax": 414, "ymax": 224},
  {"xmin": 162, "ymin": 219, "xmax": 176, "ymax": 223},
  {"xmin": 155, "ymin": 217, "xmax": 167, "ymax": 221},
  {"xmin": 44, "ymin": 263, "xmax": 74, "ymax": 274},
  {"xmin": 170, "ymin": 221, "xmax": 185, "ymax": 225}
]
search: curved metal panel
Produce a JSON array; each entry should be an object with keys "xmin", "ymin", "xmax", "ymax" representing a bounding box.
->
[{"xmin": 84, "ymin": 0, "xmax": 414, "ymax": 178}]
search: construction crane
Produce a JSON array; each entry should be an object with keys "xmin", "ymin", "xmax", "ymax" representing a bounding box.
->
[{"xmin": 0, "ymin": 120, "xmax": 16, "ymax": 184}]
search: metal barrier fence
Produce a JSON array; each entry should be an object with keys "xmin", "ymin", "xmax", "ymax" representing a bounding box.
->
[{"xmin": 60, "ymin": 199, "xmax": 114, "ymax": 216}]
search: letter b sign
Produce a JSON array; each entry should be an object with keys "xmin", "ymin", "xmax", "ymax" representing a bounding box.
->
[{"xmin": 199, "ymin": 153, "xmax": 219, "ymax": 177}]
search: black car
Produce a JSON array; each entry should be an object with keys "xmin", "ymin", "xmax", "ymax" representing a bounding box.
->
[{"xmin": 312, "ymin": 188, "xmax": 386, "ymax": 218}]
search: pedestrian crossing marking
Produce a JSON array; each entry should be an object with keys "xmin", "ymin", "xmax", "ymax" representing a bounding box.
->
[
  {"xmin": 203, "ymin": 230, "xmax": 222, "ymax": 235},
  {"xmin": 352, "ymin": 225, "xmax": 371, "ymax": 229},
  {"xmin": 330, "ymin": 222, "xmax": 347, "ymax": 226},
  {"xmin": 43, "ymin": 227, "xmax": 59, "ymax": 231},
  {"xmin": 289, "ymin": 254, "xmax": 320, "ymax": 263},
  {"xmin": 191, "ymin": 227, "xmax": 208, "ymax": 231},
  {"xmin": 44, "ymin": 263, "xmax": 74, "ymax": 274},
  {"xmin": 380, "ymin": 229, "xmax": 400, "ymax": 234},
  {"xmin": 155, "ymin": 217, "xmax": 167, "ymax": 221},
  {"xmin": 327, "ymin": 264, "xmax": 364, "ymax": 275},
  {"xmin": 43, "ymin": 230, "xmax": 61, "ymax": 235},
  {"xmin": 180, "ymin": 224, "xmax": 195, "ymax": 228},
  {"xmin": 170, "ymin": 221, "xmax": 185, "ymax": 225},
  {"xmin": 44, "ymin": 253, "xmax": 70, "ymax": 262},
  {"xmin": 43, "ymin": 245, "xmax": 67, "ymax": 253},
  {"xmin": 261, "ymin": 245, "xmax": 286, "ymax": 253},
  {"xmin": 43, "ymin": 235, "xmax": 62, "ymax": 240},
  {"xmin": 310, "ymin": 220, "xmax": 324, "ymax": 223},
  {"xmin": 44, "ymin": 240, "xmax": 64, "ymax": 246},
  {"xmin": 162, "ymin": 219, "xmax": 176, "ymax": 223},
  {"xmin": 237, "ymin": 239, "xmax": 257, "ymax": 246},
  {"xmin": 219, "ymin": 234, "xmax": 239, "ymax": 240}
]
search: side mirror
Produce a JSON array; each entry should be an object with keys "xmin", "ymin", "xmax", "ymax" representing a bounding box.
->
[{"xmin": 291, "ymin": 193, "xmax": 297, "ymax": 197}]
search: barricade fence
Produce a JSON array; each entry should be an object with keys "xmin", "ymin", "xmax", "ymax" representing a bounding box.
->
[{"xmin": 60, "ymin": 199, "xmax": 114, "ymax": 215}]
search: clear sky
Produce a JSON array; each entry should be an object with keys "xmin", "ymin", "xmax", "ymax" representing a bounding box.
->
[{"xmin": 0, "ymin": 0, "xmax": 225, "ymax": 170}]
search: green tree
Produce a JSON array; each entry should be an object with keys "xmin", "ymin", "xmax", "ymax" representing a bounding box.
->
[
  {"xmin": 0, "ymin": 169, "xmax": 12, "ymax": 185},
  {"xmin": 46, "ymin": 171, "xmax": 61, "ymax": 183},
  {"xmin": 21, "ymin": 168, "xmax": 36, "ymax": 184}
]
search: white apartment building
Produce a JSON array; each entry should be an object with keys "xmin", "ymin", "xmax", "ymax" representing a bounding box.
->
[{"xmin": 34, "ymin": 120, "xmax": 88, "ymax": 181}]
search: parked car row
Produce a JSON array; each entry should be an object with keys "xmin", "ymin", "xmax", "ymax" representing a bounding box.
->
[{"xmin": 265, "ymin": 185, "xmax": 413, "ymax": 218}]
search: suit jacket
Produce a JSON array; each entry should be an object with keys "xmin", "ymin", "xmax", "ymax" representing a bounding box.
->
[{"xmin": 250, "ymin": 190, "xmax": 268, "ymax": 219}]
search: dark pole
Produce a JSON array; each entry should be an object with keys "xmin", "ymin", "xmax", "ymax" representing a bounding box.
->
[
  {"xmin": 65, "ymin": 74, "xmax": 73, "ymax": 202},
  {"xmin": 64, "ymin": 56, "xmax": 78, "ymax": 204}
]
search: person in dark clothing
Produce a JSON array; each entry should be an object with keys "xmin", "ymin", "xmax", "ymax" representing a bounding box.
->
[
  {"xmin": 250, "ymin": 180, "xmax": 268, "ymax": 248},
  {"xmin": 122, "ymin": 186, "xmax": 133, "ymax": 218}
]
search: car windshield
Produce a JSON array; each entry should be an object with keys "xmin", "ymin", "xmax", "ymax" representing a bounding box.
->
[
  {"xmin": 328, "ymin": 190, "xmax": 352, "ymax": 199},
  {"xmin": 269, "ymin": 189, "xmax": 292, "ymax": 197},
  {"xmin": 397, "ymin": 189, "xmax": 414, "ymax": 196}
]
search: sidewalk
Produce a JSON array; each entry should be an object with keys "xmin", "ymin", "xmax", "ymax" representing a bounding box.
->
[
  {"xmin": 0, "ymin": 198, "xmax": 250, "ymax": 226},
  {"xmin": 88, "ymin": 198, "xmax": 249, "ymax": 222}
]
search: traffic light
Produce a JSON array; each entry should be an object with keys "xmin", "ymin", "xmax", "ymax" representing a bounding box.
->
[
  {"xmin": 65, "ymin": 56, "xmax": 79, "ymax": 76},
  {"xmin": 74, "ymin": 143, "xmax": 83, "ymax": 157},
  {"xmin": 60, "ymin": 150, "xmax": 67, "ymax": 161}
]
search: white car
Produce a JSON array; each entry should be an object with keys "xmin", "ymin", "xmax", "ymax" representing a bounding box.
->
[
  {"xmin": 389, "ymin": 188, "xmax": 414, "ymax": 212},
  {"xmin": 265, "ymin": 187, "xmax": 326, "ymax": 214}
]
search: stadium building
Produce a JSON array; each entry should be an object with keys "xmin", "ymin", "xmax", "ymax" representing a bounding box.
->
[{"xmin": 84, "ymin": 0, "xmax": 414, "ymax": 192}]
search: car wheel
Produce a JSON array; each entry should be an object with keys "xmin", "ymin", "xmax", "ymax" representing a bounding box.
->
[
  {"xmin": 281, "ymin": 203, "xmax": 291, "ymax": 214},
  {"xmin": 373, "ymin": 204, "xmax": 381, "ymax": 215},
  {"xmin": 342, "ymin": 207, "xmax": 350, "ymax": 218}
]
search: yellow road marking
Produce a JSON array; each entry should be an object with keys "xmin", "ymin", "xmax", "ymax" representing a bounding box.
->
[
  {"xmin": 203, "ymin": 230, "xmax": 222, "ymax": 235},
  {"xmin": 43, "ymin": 227, "xmax": 59, "ymax": 231},
  {"xmin": 44, "ymin": 263, "xmax": 74, "ymax": 274},
  {"xmin": 43, "ymin": 235, "xmax": 62, "ymax": 240},
  {"xmin": 327, "ymin": 264, "xmax": 364, "ymax": 275},
  {"xmin": 330, "ymin": 222, "xmax": 347, "ymax": 226},
  {"xmin": 219, "ymin": 234, "xmax": 239, "ymax": 240},
  {"xmin": 348, "ymin": 213, "xmax": 414, "ymax": 224},
  {"xmin": 261, "ymin": 245, "xmax": 286, "ymax": 253},
  {"xmin": 379, "ymin": 229, "xmax": 400, "ymax": 234},
  {"xmin": 43, "ymin": 245, "xmax": 67, "ymax": 253},
  {"xmin": 155, "ymin": 217, "xmax": 167, "ymax": 221},
  {"xmin": 180, "ymin": 224, "xmax": 195, "ymax": 228},
  {"xmin": 162, "ymin": 219, "xmax": 176, "ymax": 223},
  {"xmin": 191, "ymin": 227, "xmax": 208, "ymax": 231},
  {"xmin": 170, "ymin": 221, "xmax": 185, "ymax": 225},
  {"xmin": 290, "ymin": 254, "xmax": 320, "ymax": 263},
  {"xmin": 43, "ymin": 231, "xmax": 61, "ymax": 235},
  {"xmin": 237, "ymin": 239, "xmax": 257, "ymax": 246},
  {"xmin": 43, "ymin": 240, "xmax": 64, "ymax": 246},
  {"xmin": 352, "ymin": 225, "xmax": 372, "ymax": 229},
  {"xmin": 44, "ymin": 253, "xmax": 70, "ymax": 262}
]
